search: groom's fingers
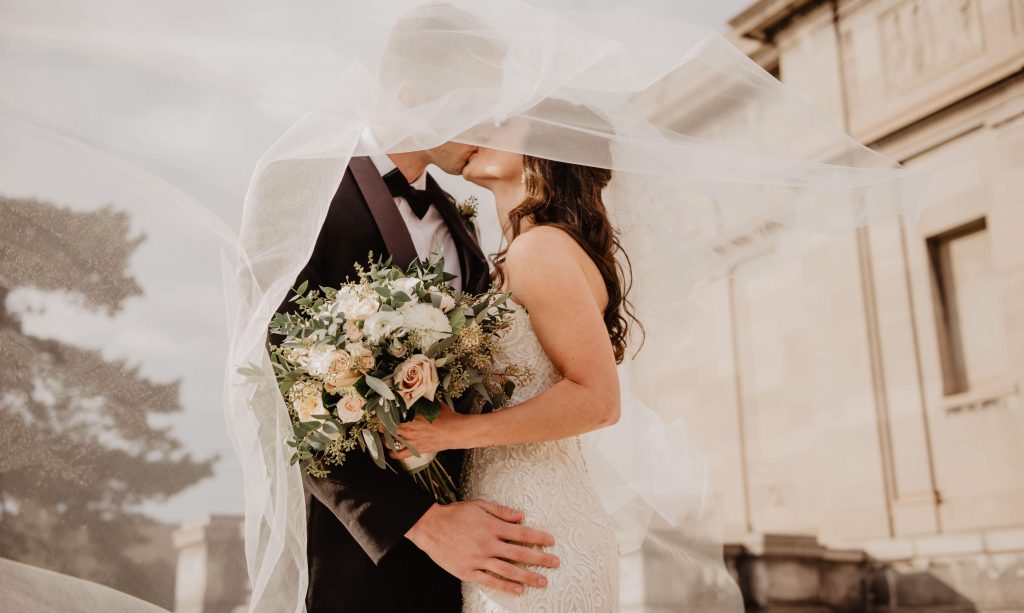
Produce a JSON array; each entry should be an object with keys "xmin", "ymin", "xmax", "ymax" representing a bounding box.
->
[
  {"xmin": 475, "ymin": 499, "xmax": 525, "ymax": 523},
  {"xmin": 484, "ymin": 559, "xmax": 548, "ymax": 589},
  {"xmin": 497, "ymin": 522, "xmax": 556, "ymax": 549},
  {"xmin": 467, "ymin": 570, "xmax": 525, "ymax": 596},
  {"xmin": 496, "ymin": 542, "xmax": 560, "ymax": 570}
]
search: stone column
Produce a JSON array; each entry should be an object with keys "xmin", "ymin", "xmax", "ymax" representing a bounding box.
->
[{"xmin": 172, "ymin": 515, "xmax": 249, "ymax": 613}]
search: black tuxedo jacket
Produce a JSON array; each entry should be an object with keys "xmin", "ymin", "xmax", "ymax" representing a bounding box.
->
[{"xmin": 277, "ymin": 157, "xmax": 490, "ymax": 613}]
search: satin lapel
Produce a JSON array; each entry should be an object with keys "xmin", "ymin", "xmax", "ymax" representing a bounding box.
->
[
  {"xmin": 426, "ymin": 175, "xmax": 490, "ymax": 292},
  {"xmin": 349, "ymin": 157, "xmax": 418, "ymax": 269}
]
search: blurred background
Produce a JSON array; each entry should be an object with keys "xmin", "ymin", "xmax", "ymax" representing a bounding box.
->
[{"xmin": 1, "ymin": 0, "xmax": 1022, "ymax": 611}]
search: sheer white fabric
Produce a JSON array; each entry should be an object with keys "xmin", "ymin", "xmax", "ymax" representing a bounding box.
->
[{"xmin": 0, "ymin": 1, "xmax": 921, "ymax": 611}]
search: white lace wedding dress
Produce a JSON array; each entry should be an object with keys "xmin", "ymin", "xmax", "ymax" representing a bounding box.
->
[{"xmin": 461, "ymin": 302, "xmax": 620, "ymax": 612}]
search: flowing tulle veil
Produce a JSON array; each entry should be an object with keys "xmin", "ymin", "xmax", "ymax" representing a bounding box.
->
[{"xmin": 0, "ymin": 1, "xmax": 921, "ymax": 611}]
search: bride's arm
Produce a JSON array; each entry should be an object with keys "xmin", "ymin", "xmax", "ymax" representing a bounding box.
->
[{"xmin": 395, "ymin": 227, "xmax": 620, "ymax": 452}]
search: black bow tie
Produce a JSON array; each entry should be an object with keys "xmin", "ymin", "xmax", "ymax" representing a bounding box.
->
[{"xmin": 382, "ymin": 168, "xmax": 434, "ymax": 219}]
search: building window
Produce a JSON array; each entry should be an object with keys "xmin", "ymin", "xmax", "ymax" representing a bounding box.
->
[{"xmin": 927, "ymin": 217, "xmax": 1007, "ymax": 397}]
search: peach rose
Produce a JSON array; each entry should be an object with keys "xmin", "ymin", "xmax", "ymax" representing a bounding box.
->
[
  {"xmin": 394, "ymin": 354, "xmax": 439, "ymax": 408},
  {"xmin": 323, "ymin": 350, "xmax": 360, "ymax": 392},
  {"xmin": 344, "ymin": 320, "xmax": 363, "ymax": 342},
  {"xmin": 336, "ymin": 393, "xmax": 367, "ymax": 423}
]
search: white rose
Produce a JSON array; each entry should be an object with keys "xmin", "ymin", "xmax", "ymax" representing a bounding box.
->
[
  {"xmin": 439, "ymin": 294, "xmax": 456, "ymax": 313},
  {"xmin": 332, "ymin": 287, "xmax": 380, "ymax": 321},
  {"xmin": 336, "ymin": 393, "xmax": 367, "ymax": 423},
  {"xmin": 305, "ymin": 344, "xmax": 339, "ymax": 376},
  {"xmin": 393, "ymin": 354, "xmax": 439, "ymax": 408},
  {"xmin": 389, "ymin": 277, "xmax": 420, "ymax": 299},
  {"xmin": 363, "ymin": 310, "xmax": 403, "ymax": 343},
  {"xmin": 398, "ymin": 303, "xmax": 452, "ymax": 350},
  {"xmin": 330, "ymin": 287, "xmax": 360, "ymax": 316}
]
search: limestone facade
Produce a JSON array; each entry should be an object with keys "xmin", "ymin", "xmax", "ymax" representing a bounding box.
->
[{"xmin": 669, "ymin": 0, "xmax": 1024, "ymax": 608}]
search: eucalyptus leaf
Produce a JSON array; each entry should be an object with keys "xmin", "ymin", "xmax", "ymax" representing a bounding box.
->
[
  {"xmin": 448, "ymin": 308, "xmax": 466, "ymax": 333},
  {"xmin": 364, "ymin": 375, "xmax": 396, "ymax": 401},
  {"xmin": 414, "ymin": 398, "xmax": 441, "ymax": 422},
  {"xmin": 362, "ymin": 430, "xmax": 386, "ymax": 469}
]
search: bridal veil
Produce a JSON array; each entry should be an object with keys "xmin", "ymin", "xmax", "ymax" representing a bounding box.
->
[{"xmin": 1, "ymin": 0, "xmax": 920, "ymax": 610}]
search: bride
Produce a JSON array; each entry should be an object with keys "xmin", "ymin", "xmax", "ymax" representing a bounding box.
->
[{"xmin": 394, "ymin": 121, "xmax": 630, "ymax": 610}]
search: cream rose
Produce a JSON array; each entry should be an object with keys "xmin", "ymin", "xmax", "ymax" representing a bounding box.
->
[
  {"xmin": 336, "ymin": 393, "xmax": 367, "ymax": 423},
  {"xmin": 346, "ymin": 342, "xmax": 376, "ymax": 372},
  {"xmin": 294, "ymin": 390, "xmax": 327, "ymax": 423},
  {"xmin": 394, "ymin": 354, "xmax": 439, "ymax": 408},
  {"xmin": 343, "ymin": 320, "xmax": 363, "ymax": 342}
]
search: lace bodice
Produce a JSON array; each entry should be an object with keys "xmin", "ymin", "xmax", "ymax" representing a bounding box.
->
[{"xmin": 461, "ymin": 302, "xmax": 619, "ymax": 612}]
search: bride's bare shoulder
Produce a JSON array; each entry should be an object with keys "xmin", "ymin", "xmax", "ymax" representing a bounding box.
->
[
  {"xmin": 503, "ymin": 225, "xmax": 601, "ymax": 305},
  {"xmin": 505, "ymin": 225, "xmax": 587, "ymax": 270}
]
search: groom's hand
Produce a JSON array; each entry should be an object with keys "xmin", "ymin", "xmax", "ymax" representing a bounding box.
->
[{"xmin": 405, "ymin": 499, "xmax": 560, "ymax": 595}]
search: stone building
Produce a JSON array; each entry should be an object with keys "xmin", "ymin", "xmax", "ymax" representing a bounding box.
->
[{"xmin": 637, "ymin": 0, "xmax": 1024, "ymax": 610}]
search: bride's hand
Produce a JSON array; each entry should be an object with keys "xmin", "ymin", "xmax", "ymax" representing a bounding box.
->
[{"xmin": 390, "ymin": 403, "xmax": 469, "ymax": 458}]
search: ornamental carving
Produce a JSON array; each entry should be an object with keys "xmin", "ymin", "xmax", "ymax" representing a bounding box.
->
[{"xmin": 879, "ymin": 0, "xmax": 984, "ymax": 92}]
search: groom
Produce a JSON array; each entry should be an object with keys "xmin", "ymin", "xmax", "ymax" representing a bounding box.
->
[
  {"xmin": 277, "ymin": 7, "xmax": 559, "ymax": 611},
  {"xmin": 278, "ymin": 141, "xmax": 560, "ymax": 611}
]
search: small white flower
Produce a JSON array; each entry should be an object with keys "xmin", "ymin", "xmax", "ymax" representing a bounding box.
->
[
  {"xmin": 306, "ymin": 344, "xmax": 339, "ymax": 376},
  {"xmin": 363, "ymin": 310, "xmax": 403, "ymax": 343},
  {"xmin": 389, "ymin": 277, "xmax": 420, "ymax": 299},
  {"xmin": 399, "ymin": 302, "xmax": 453, "ymax": 350}
]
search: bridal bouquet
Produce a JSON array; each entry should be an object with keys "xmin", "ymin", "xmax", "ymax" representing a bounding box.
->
[{"xmin": 257, "ymin": 254, "xmax": 528, "ymax": 503}]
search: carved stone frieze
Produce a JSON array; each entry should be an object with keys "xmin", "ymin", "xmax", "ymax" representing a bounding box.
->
[{"xmin": 879, "ymin": 0, "xmax": 984, "ymax": 93}]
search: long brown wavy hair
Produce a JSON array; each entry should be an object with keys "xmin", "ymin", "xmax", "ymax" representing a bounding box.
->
[{"xmin": 493, "ymin": 154, "xmax": 642, "ymax": 363}]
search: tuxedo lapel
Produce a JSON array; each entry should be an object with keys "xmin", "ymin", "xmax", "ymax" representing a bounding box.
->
[
  {"xmin": 426, "ymin": 175, "xmax": 491, "ymax": 293},
  {"xmin": 349, "ymin": 157, "xmax": 418, "ymax": 268}
]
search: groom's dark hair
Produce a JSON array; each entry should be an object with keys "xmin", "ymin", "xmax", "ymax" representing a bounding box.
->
[{"xmin": 378, "ymin": 3, "xmax": 507, "ymax": 107}]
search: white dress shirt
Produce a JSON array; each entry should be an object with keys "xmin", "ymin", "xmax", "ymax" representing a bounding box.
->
[{"xmin": 367, "ymin": 154, "xmax": 462, "ymax": 291}]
